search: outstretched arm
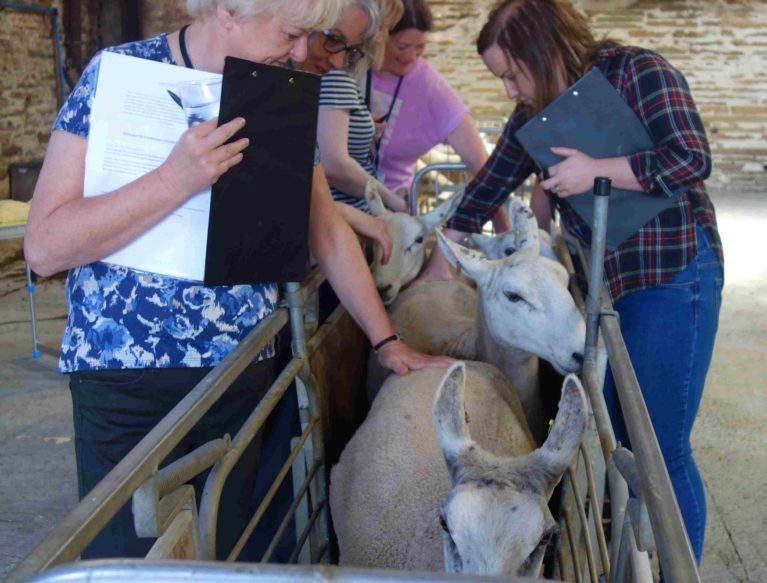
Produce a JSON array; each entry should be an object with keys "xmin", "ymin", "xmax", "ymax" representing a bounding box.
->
[
  {"xmin": 446, "ymin": 116, "xmax": 510, "ymax": 233},
  {"xmin": 310, "ymin": 165, "xmax": 453, "ymax": 375}
]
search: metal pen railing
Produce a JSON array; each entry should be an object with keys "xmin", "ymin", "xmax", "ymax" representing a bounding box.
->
[
  {"xmin": 21, "ymin": 561, "xmax": 536, "ymax": 583},
  {"xmin": 5, "ymin": 271, "xmax": 330, "ymax": 583},
  {"xmin": 562, "ymin": 177, "xmax": 700, "ymax": 583},
  {"xmin": 409, "ymin": 162, "xmax": 468, "ymax": 216},
  {"xmin": 407, "ymin": 161, "xmax": 701, "ymax": 582},
  {"xmin": 8, "ymin": 171, "xmax": 703, "ymax": 583}
]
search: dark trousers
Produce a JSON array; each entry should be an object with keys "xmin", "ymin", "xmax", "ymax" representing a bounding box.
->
[{"xmin": 69, "ymin": 359, "xmax": 297, "ymax": 560}]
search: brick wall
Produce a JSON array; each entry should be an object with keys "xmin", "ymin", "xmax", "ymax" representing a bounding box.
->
[{"xmin": 1, "ymin": 0, "xmax": 765, "ymax": 199}]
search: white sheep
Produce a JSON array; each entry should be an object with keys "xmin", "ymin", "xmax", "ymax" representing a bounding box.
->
[
  {"xmin": 365, "ymin": 182, "xmax": 463, "ymax": 305},
  {"xmin": 470, "ymin": 197, "xmax": 556, "ymax": 261},
  {"xmin": 330, "ymin": 362, "xmax": 588, "ymax": 577},
  {"xmin": 368, "ymin": 232, "xmax": 585, "ymax": 441}
]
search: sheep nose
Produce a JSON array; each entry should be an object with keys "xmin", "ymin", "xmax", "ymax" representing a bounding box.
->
[
  {"xmin": 572, "ymin": 352, "xmax": 584, "ymax": 366},
  {"xmin": 377, "ymin": 285, "xmax": 392, "ymax": 295}
]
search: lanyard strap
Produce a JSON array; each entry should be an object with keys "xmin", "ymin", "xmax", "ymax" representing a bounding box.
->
[
  {"xmin": 365, "ymin": 69, "xmax": 404, "ymax": 122},
  {"xmin": 369, "ymin": 71, "xmax": 404, "ymax": 170},
  {"xmin": 179, "ymin": 24, "xmax": 194, "ymax": 69}
]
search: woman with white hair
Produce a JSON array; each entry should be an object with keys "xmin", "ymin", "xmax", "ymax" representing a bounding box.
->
[{"xmin": 25, "ymin": 0, "xmax": 451, "ymax": 561}]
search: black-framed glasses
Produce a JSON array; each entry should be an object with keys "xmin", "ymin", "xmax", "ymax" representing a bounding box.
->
[{"xmin": 315, "ymin": 29, "xmax": 366, "ymax": 67}]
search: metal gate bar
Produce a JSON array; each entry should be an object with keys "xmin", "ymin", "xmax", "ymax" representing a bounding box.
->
[
  {"xmin": 227, "ymin": 417, "xmax": 318, "ymax": 561},
  {"xmin": 260, "ymin": 460, "xmax": 323, "ymax": 563},
  {"xmin": 577, "ymin": 179, "xmax": 700, "ymax": 583},
  {"xmin": 5, "ymin": 269, "xmax": 333, "ymax": 582},
  {"xmin": 21, "ymin": 561, "xmax": 541, "ymax": 583},
  {"xmin": 579, "ymin": 443, "xmax": 610, "ymax": 576}
]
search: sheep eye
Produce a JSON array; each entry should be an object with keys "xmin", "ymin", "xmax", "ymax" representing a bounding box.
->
[
  {"xmin": 415, "ymin": 236, "xmax": 424, "ymax": 245},
  {"xmin": 503, "ymin": 247, "xmax": 514, "ymax": 256},
  {"xmin": 520, "ymin": 531, "xmax": 553, "ymax": 572},
  {"xmin": 504, "ymin": 291, "xmax": 524, "ymax": 303},
  {"xmin": 540, "ymin": 530, "xmax": 554, "ymax": 547},
  {"xmin": 439, "ymin": 512, "xmax": 450, "ymax": 533}
]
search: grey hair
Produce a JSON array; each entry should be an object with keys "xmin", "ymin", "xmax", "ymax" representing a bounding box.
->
[
  {"xmin": 340, "ymin": 0, "xmax": 382, "ymax": 72},
  {"xmin": 186, "ymin": 0, "xmax": 347, "ymax": 30}
]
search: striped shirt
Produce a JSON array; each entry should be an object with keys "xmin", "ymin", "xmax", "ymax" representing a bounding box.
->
[
  {"xmin": 319, "ymin": 70, "xmax": 376, "ymax": 211},
  {"xmin": 448, "ymin": 45, "xmax": 723, "ymax": 302}
]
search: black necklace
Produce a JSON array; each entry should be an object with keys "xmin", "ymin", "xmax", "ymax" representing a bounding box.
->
[{"xmin": 179, "ymin": 24, "xmax": 194, "ymax": 69}]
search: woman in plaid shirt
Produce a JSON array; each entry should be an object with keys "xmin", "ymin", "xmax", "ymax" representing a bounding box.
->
[{"xmin": 420, "ymin": 0, "xmax": 724, "ymax": 562}]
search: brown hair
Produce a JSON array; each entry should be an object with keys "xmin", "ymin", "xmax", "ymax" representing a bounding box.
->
[
  {"xmin": 391, "ymin": 0, "xmax": 433, "ymax": 35},
  {"xmin": 477, "ymin": 0, "xmax": 618, "ymax": 114},
  {"xmin": 371, "ymin": 0, "xmax": 404, "ymax": 68}
]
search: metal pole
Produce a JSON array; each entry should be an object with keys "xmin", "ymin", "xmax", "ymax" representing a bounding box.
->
[
  {"xmin": 580, "ymin": 177, "xmax": 632, "ymax": 579},
  {"xmin": 285, "ymin": 281, "xmax": 330, "ymax": 561},
  {"xmin": 409, "ymin": 162, "xmax": 467, "ymax": 216},
  {"xmin": 584, "ymin": 177, "xmax": 611, "ymax": 362},
  {"xmin": 25, "ymin": 263, "xmax": 41, "ymax": 359},
  {"xmin": 52, "ymin": 9, "xmax": 66, "ymax": 107},
  {"xmin": 582, "ymin": 178, "xmax": 700, "ymax": 582}
]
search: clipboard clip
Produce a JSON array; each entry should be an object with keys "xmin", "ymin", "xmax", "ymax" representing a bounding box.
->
[{"xmin": 167, "ymin": 90, "xmax": 183, "ymax": 110}]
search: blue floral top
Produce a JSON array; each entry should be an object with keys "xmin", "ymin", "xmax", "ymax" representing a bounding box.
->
[{"xmin": 53, "ymin": 35, "xmax": 278, "ymax": 372}]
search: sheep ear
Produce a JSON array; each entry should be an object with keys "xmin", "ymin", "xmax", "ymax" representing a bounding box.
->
[
  {"xmin": 508, "ymin": 203, "xmax": 541, "ymax": 255},
  {"xmin": 365, "ymin": 179, "xmax": 389, "ymax": 217},
  {"xmin": 533, "ymin": 374, "xmax": 588, "ymax": 496},
  {"xmin": 421, "ymin": 189, "xmax": 464, "ymax": 234},
  {"xmin": 469, "ymin": 233, "xmax": 499, "ymax": 258},
  {"xmin": 433, "ymin": 362, "xmax": 473, "ymax": 485},
  {"xmin": 436, "ymin": 230, "xmax": 494, "ymax": 286}
]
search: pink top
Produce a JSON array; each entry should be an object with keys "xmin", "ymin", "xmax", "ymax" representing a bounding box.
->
[{"xmin": 369, "ymin": 58, "xmax": 470, "ymax": 191}]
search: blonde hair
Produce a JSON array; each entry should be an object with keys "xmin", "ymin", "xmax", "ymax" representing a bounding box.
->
[
  {"xmin": 186, "ymin": 0, "xmax": 347, "ymax": 30},
  {"xmin": 370, "ymin": 0, "xmax": 403, "ymax": 68}
]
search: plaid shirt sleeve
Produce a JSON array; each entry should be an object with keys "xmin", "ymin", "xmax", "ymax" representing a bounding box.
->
[
  {"xmin": 447, "ymin": 107, "xmax": 536, "ymax": 233},
  {"xmin": 621, "ymin": 50, "xmax": 712, "ymax": 198}
]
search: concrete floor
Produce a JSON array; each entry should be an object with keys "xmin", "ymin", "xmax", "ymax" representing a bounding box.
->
[{"xmin": 0, "ymin": 186, "xmax": 765, "ymax": 582}]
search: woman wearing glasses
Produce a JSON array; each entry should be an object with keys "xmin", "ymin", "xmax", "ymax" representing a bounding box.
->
[{"xmin": 299, "ymin": 0, "xmax": 409, "ymax": 212}]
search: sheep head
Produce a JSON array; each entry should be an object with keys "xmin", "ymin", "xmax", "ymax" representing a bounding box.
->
[
  {"xmin": 366, "ymin": 182, "xmax": 463, "ymax": 305},
  {"xmin": 433, "ymin": 362, "xmax": 588, "ymax": 577},
  {"xmin": 436, "ymin": 231, "xmax": 585, "ymax": 374}
]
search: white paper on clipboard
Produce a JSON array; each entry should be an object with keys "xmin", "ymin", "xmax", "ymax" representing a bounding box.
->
[{"xmin": 84, "ymin": 52, "xmax": 221, "ymax": 281}]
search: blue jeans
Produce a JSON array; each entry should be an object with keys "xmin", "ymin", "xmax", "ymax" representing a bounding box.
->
[{"xmin": 603, "ymin": 225, "xmax": 723, "ymax": 563}]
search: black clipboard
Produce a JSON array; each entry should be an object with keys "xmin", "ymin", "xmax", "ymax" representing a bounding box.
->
[
  {"xmin": 515, "ymin": 68, "xmax": 682, "ymax": 249},
  {"xmin": 204, "ymin": 57, "xmax": 320, "ymax": 286}
]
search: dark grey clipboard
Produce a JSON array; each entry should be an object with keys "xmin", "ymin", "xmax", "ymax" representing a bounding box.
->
[
  {"xmin": 515, "ymin": 68, "xmax": 680, "ymax": 250},
  {"xmin": 204, "ymin": 57, "xmax": 319, "ymax": 286}
]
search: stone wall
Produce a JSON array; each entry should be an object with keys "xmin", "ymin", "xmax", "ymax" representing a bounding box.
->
[
  {"xmin": 141, "ymin": 0, "xmax": 187, "ymax": 39},
  {"xmin": 1, "ymin": 0, "xmax": 765, "ymax": 199},
  {"xmin": 426, "ymin": 0, "xmax": 767, "ymax": 186},
  {"xmin": 0, "ymin": 1, "xmax": 64, "ymax": 199}
]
